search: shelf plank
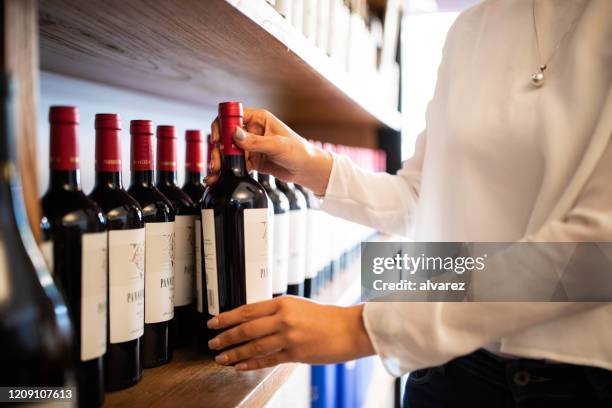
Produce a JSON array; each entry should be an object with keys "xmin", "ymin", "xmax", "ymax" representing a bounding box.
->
[
  {"xmin": 39, "ymin": 0, "xmax": 401, "ymax": 130},
  {"xmin": 104, "ymin": 348, "xmax": 297, "ymax": 408}
]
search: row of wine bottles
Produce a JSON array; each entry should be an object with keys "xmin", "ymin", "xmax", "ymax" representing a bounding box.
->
[{"xmin": 3, "ymin": 95, "xmax": 385, "ymax": 406}]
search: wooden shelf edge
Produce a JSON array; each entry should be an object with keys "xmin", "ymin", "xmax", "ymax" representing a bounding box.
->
[{"xmin": 226, "ymin": 0, "xmax": 402, "ymax": 131}]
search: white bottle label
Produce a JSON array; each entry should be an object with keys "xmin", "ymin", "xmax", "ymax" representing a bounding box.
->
[
  {"xmin": 288, "ymin": 209, "xmax": 307, "ymax": 285},
  {"xmin": 174, "ymin": 215, "xmax": 195, "ymax": 307},
  {"xmin": 40, "ymin": 241, "xmax": 54, "ymax": 272},
  {"xmin": 108, "ymin": 228, "xmax": 145, "ymax": 343},
  {"xmin": 144, "ymin": 222, "xmax": 175, "ymax": 324},
  {"xmin": 202, "ymin": 209, "xmax": 219, "ymax": 316},
  {"xmin": 273, "ymin": 212, "xmax": 290, "ymax": 294},
  {"xmin": 244, "ymin": 208, "xmax": 273, "ymax": 304},
  {"xmin": 305, "ymin": 208, "xmax": 318, "ymax": 279},
  {"xmin": 80, "ymin": 231, "xmax": 107, "ymax": 361},
  {"xmin": 195, "ymin": 219, "xmax": 203, "ymax": 313}
]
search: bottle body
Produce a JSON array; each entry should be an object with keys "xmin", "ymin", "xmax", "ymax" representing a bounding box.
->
[
  {"xmin": 294, "ymin": 184, "xmax": 318, "ymax": 298},
  {"xmin": 128, "ymin": 120, "xmax": 174, "ymax": 368},
  {"xmin": 89, "ymin": 113, "xmax": 144, "ymax": 391},
  {"xmin": 258, "ymin": 174, "xmax": 290, "ymax": 297},
  {"xmin": 202, "ymin": 102, "xmax": 273, "ymax": 325},
  {"xmin": 275, "ymin": 180, "xmax": 307, "ymax": 297},
  {"xmin": 0, "ymin": 77, "xmax": 74, "ymax": 389}
]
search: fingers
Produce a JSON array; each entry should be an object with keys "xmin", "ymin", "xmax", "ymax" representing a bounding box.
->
[
  {"xmin": 210, "ymin": 117, "xmax": 220, "ymax": 143},
  {"xmin": 234, "ymin": 350, "xmax": 293, "ymax": 371},
  {"xmin": 208, "ymin": 315, "xmax": 280, "ymax": 350},
  {"xmin": 207, "ymin": 298, "xmax": 281, "ymax": 330},
  {"xmin": 234, "ymin": 127, "xmax": 284, "ymax": 156},
  {"xmin": 204, "ymin": 141, "xmax": 222, "ymax": 185},
  {"xmin": 214, "ymin": 334, "xmax": 285, "ymax": 365}
]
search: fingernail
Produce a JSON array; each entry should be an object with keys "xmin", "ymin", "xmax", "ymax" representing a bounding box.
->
[
  {"xmin": 207, "ymin": 317, "xmax": 219, "ymax": 328},
  {"xmin": 215, "ymin": 353, "xmax": 229, "ymax": 364},
  {"xmin": 235, "ymin": 363, "xmax": 248, "ymax": 371},
  {"xmin": 208, "ymin": 338, "xmax": 220, "ymax": 349},
  {"xmin": 234, "ymin": 127, "xmax": 247, "ymax": 141}
]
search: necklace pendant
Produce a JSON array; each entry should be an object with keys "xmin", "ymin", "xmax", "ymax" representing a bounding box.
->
[{"xmin": 530, "ymin": 65, "xmax": 546, "ymax": 88}]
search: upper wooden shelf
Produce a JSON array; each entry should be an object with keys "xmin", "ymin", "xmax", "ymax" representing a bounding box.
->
[{"xmin": 39, "ymin": 0, "xmax": 402, "ymax": 130}]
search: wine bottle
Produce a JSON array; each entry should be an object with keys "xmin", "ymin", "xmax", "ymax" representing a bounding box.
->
[
  {"xmin": 181, "ymin": 130, "xmax": 212, "ymax": 352},
  {"xmin": 40, "ymin": 106, "xmax": 107, "ymax": 406},
  {"xmin": 88, "ymin": 113, "xmax": 144, "ymax": 391},
  {"xmin": 202, "ymin": 102, "xmax": 272, "ymax": 318},
  {"xmin": 275, "ymin": 180, "xmax": 307, "ymax": 296},
  {"xmin": 182, "ymin": 129, "xmax": 207, "ymax": 204},
  {"xmin": 294, "ymin": 184, "xmax": 318, "ymax": 298},
  {"xmin": 155, "ymin": 125, "xmax": 197, "ymax": 348},
  {"xmin": 0, "ymin": 75, "xmax": 74, "ymax": 388},
  {"xmin": 258, "ymin": 173, "xmax": 290, "ymax": 297},
  {"xmin": 127, "ymin": 120, "xmax": 174, "ymax": 368}
]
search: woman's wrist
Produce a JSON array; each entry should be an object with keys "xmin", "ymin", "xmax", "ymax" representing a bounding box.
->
[
  {"xmin": 297, "ymin": 147, "xmax": 333, "ymax": 196},
  {"xmin": 341, "ymin": 304, "xmax": 376, "ymax": 360}
]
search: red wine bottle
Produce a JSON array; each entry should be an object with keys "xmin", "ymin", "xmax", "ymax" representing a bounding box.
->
[
  {"xmin": 40, "ymin": 106, "xmax": 107, "ymax": 406},
  {"xmin": 182, "ymin": 129, "xmax": 207, "ymax": 204},
  {"xmin": 127, "ymin": 120, "xmax": 174, "ymax": 368},
  {"xmin": 0, "ymin": 75, "xmax": 74, "ymax": 388},
  {"xmin": 181, "ymin": 129, "xmax": 213, "ymax": 352},
  {"xmin": 294, "ymin": 184, "xmax": 317, "ymax": 298},
  {"xmin": 202, "ymin": 102, "xmax": 272, "ymax": 318},
  {"xmin": 257, "ymin": 173, "xmax": 290, "ymax": 297},
  {"xmin": 88, "ymin": 113, "xmax": 144, "ymax": 391},
  {"xmin": 275, "ymin": 180, "xmax": 307, "ymax": 296},
  {"xmin": 155, "ymin": 125, "xmax": 197, "ymax": 348}
]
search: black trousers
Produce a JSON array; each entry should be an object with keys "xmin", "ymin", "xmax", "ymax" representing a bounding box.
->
[{"xmin": 404, "ymin": 349, "xmax": 612, "ymax": 408}]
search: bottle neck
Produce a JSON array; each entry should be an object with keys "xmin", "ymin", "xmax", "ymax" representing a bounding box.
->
[
  {"xmin": 257, "ymin": 173, "xmax": 271, "ymax": 189},
  {"xmin": 95, "ymin": 171, "xmax": 123, "ymax": 189},
  {"xmin": 221, "ymin": 154, "xmax": 247, "ymax": 177},
  {"xmin": 49, "ymin": 169, "xmax": 81, "ymax": 191},
  {"xmin": 131, "ymin": 170, "xmax": 154, "ymax": 187},
  {"xmin": 156, "ymin": 169, "xmax": 177, "ymax": 186},
  {"xmin": 185, "ymin": 171, "xmax": 204, "ymax": 186}
]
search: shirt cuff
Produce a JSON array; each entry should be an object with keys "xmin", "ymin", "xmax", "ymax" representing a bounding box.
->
[{"xmin": 362, "ymin": 302, "xmax": 406, "ymax": 377}]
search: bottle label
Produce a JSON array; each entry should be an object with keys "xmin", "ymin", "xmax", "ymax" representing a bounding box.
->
[
  {"xmin": 145, "ymin": 222, "xmax": 175, "ymax": 324},
  {"xmin": 80, "ymin": 232, "xmax": 108, "ymax": 361},
  {"xmin": 40, "ymin": 241, "xmax": 54, "ymax": 273},
  {"xmin": 288, "ymin": 209, "xmax": 307, "ymax": 285},
  {"xmin": 202, "ymin": 209, "xmax": 219, "ymax": 315},
  {"xmin": 108, "ymin": 228, "xmax": 145, "ymax": 343},
  {"xmin": 273, "ymin": 212, "xmax": 290, "ymax": 294},
  {"xmin": 195, "ymin": 219, "xmax": 203, "ymax": 313},
  {"xmin": 244, "ymin": 208, "xmax": 273, "ymax": 304},
  {"xmin": 305, "ymin": 209, "xmax": 318, "ymax": 279},
  {"xmin": 174, "ymin": 215, "xmax": 195, "ymax": 307}
]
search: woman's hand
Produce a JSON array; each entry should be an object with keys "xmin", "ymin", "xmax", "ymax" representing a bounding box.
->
[
  {"xmin": 207, "ymin": 296, "xmax": 375, "ymax": 371},
  {"xmin": 207, "ymin": 108, "xmax": 333, "ymax": 196}
]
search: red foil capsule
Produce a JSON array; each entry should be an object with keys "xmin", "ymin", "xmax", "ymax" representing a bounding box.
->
[
  {"xmin": 156, "ymin": 125, "xmax": 177, "ymax": 171},
  {"xmin": 95, "ymin": 113, "xmax": 122, "ymax": 172},
  {"xmin": 185, "ymin": 129, "xmax": 205, "ymax": 172},
  {"xmin": 130, "ymin": 120, "xmax": 154, "ymax": 171},
  {"xmin": 49, "ymin": 106, "xmax": 79, "ymax": 171},
  {"xmin": 218, "ymin": 101, "xmax": 243, "ymax": 156}
]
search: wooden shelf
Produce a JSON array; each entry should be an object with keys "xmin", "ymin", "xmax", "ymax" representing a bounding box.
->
[
  {"xmin": 104, "ymin": 348, "xmax": 297, "ymax": 408},
  {"xmin": 39, "ymin": 0, "xmax": 401, "ymax": 130}
]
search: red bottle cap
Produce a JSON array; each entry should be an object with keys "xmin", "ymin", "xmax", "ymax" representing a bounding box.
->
[
  {"xmin": 185, "ymin": 129, "xmax": 205, "ymax": 172},
  {"xmin": 95, "ymin": 113, "xmax": 122, "ymax": 172},
  {"xmin": 156, "ymin": 125, "xmax": 177, "ymax": 171},
  {"xmin": 130, "ymin": 120, "xmax": 154, "ymax": 171},
  {"xmin": 49, "ymin": 106, "xmax": 80, "ymax": 170},
  {"xmin": 218, "ymin": 101, "xmax": 243, "ymax": 156}
]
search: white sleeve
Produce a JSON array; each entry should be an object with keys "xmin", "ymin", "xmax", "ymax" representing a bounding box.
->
[
  {"xmin": 361, "ymin": 135, "xmax": 612, "ymax": 377},
  {"xmin": 318, "ymin": 131, "xmax": 426, "ymax": 237}
]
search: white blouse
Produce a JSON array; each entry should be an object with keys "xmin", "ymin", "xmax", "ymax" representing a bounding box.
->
[{"xmin": 320, "ymin": 0, "xmax": 612, "ymax": 376}]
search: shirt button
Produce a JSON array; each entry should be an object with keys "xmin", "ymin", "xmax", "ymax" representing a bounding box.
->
[{"xmin": 513, "ymin": 371, "xmax": 530, "ymax": 386}]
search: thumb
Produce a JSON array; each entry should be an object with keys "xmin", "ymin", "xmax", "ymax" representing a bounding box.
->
[{"xmin": 234, "ymin": 127, "xmax": 282, "ymax": 156}]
